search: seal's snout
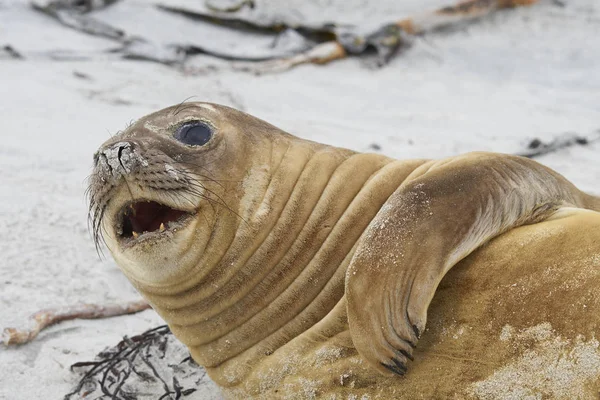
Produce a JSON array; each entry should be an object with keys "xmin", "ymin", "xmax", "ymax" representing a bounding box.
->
[
  {"xmin": 88, "ymin": 134, "xmax": 203, "ymax": 252},
  {"xmin": 94, "ymin": 141, "xmax": 147, "ymax": 181}
]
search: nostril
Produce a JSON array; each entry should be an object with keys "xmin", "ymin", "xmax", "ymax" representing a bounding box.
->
[
  {"xmin": 117, "ymin": 144, "xmax": 128, "ymax": 169},
  {"xmin": 96, "ymin": 141, "xmax": 139, "ymax": 177},
  {"xmin": 110, "ymin": 141, "xmax": 135, "ymax": 174}
]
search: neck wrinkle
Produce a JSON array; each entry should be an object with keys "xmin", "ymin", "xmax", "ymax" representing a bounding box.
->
[
  {"xmin": 174, "ymin": 147, "xmax": 358, "ymax": 330},
  {"xmin": 156, "ymin": 152, "xmax": 427, "ymax": 386},
  {"xmin": 179, "ymin": 154, "xmax": 398, "ymax": 365},
  {"xmin": 140, "ymin": 138, "xmax": 302, "ymax": 301},
  {"xmin": 157, "ymin": 145, "xmax": 353, "ymax": 329}
]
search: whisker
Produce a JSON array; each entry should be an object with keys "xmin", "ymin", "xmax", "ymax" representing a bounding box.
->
[
  {"xmin": 187, "ymin": 184, "xmax": 236, "ymax": 216},
  {"xmin": 92, "ymin": 203, "xmax": 108, "ymax": 258},
  {"xmin": 176, "ymin": 191, "xmax": 199, "ymax": 209},
  {"xmin": 175, "ymin": 163, "xmax": 228, "ymax": 187},
  {"xmin": 197, "ymin": 206, "xmax": 211, "ymax": 227},
  {"xmin": 181, "ymin": 185, "xmax": 247, "ymax": 225},
  {"xmin": 171, "ymin": 96, "xmax": 198, "ymax": 116},
  {"xmin": 173, "ymin": 104, "xmax": 197, "ymax": 117}
]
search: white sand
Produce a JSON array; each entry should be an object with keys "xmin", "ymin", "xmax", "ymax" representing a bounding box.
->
[{"xmin": 0, "ymin": 0, "xmax": 599, "ymax": 398}]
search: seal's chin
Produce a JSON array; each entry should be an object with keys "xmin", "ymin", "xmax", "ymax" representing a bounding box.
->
[{"xmin": 116, "ymin": 200, "xmax": 193, "ymax": 247}]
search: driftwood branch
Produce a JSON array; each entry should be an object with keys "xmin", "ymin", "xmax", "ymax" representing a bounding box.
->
[{"xmin": 1, "ymin": 300, "xmax": 150, "ymax": 346}]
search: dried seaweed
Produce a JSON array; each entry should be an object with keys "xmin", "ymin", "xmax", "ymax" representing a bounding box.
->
[
  {"xmin": 26, "ymin": 0, "xmax": 544, "ymax": 72},
  {"xmin": 205, "ymin": 0, "xmax": 255, "ymax": 14},
  {"xmin": 157, "ymin": 3, "xmax": 339, "ymax": 41},
  {"xmin": 65, "ymin": 325, "xmax": 206, "ymax": 400},
  {"xmin": 1, "ymin": 45, "xmax": 24, "ymax": 60},
  {"xmin": 31, "ymin": 0, "xmax": 125, "ymax": 39},
  {"xmin": 517, "ymin": 131, "xmax": 600, "ymax": 159},
  {"xmin": 156, "ymin": 4, "xmax": 407, "ymax": 67}
]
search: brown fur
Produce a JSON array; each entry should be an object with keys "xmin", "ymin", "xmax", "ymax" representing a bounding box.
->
[{"xmin": 89, "ymin": 103, "xmax": 600, "ymax": 399}]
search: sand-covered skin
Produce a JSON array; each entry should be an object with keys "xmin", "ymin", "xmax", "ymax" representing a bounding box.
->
[
  {"xmin": 469, "ymin": 323, "xmax": 600, "ymax": 399},
  {"xmin": 1, "ymin": 0, "xmax": 599, "ymax": 398}
]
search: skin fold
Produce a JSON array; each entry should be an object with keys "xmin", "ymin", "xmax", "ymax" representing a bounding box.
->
[{"xmin": 89, "ymin": 103, "xmax": 600, "ymax": 399}]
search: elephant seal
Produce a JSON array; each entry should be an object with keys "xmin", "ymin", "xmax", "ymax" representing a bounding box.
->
[{"xmin": 88, "ymin": 102, "xmax": 600, "ymax": 398}]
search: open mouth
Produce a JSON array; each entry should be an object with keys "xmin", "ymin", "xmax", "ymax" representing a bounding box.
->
[{"xmin": 117, "ymin": 200, "xmax": 193, "ymax": 243}]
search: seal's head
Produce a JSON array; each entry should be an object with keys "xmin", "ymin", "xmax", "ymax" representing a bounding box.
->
[
  {"xmin": 87, "ymin": 102, "xmax": 296, "ymax": 289},
  {"xmin": 88, "ymin": 102, "xmax": 344, "ymax": 377}
]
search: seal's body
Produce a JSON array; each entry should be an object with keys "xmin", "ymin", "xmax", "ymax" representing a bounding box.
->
[{"xmin": 89, "ymin": 103, "xmax": 600, "ymax": 399}]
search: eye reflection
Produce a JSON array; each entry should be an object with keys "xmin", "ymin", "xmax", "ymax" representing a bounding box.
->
[{"xmin": 174, "ymin": 121, "xmax": 213, "ymax": 146}]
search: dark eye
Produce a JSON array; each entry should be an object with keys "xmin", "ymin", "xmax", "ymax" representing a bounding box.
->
[{"xmin": 174, "ymin": 121, "xmax": 213, "ymax": 146}]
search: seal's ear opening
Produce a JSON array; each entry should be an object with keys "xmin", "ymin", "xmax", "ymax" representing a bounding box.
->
[{"xmin": 174, "ymin": 121, "xmax": 213, "ymax": 146}]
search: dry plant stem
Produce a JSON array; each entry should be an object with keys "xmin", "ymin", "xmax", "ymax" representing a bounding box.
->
[{"xmin": 1, "ymin": 300, "xmax": 151, "ymax": 346}]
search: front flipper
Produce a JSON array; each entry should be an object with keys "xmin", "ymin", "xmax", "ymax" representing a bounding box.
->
[{"xmin": 345, "ymin": 152, "xmax": 590, "ymax": 376}]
